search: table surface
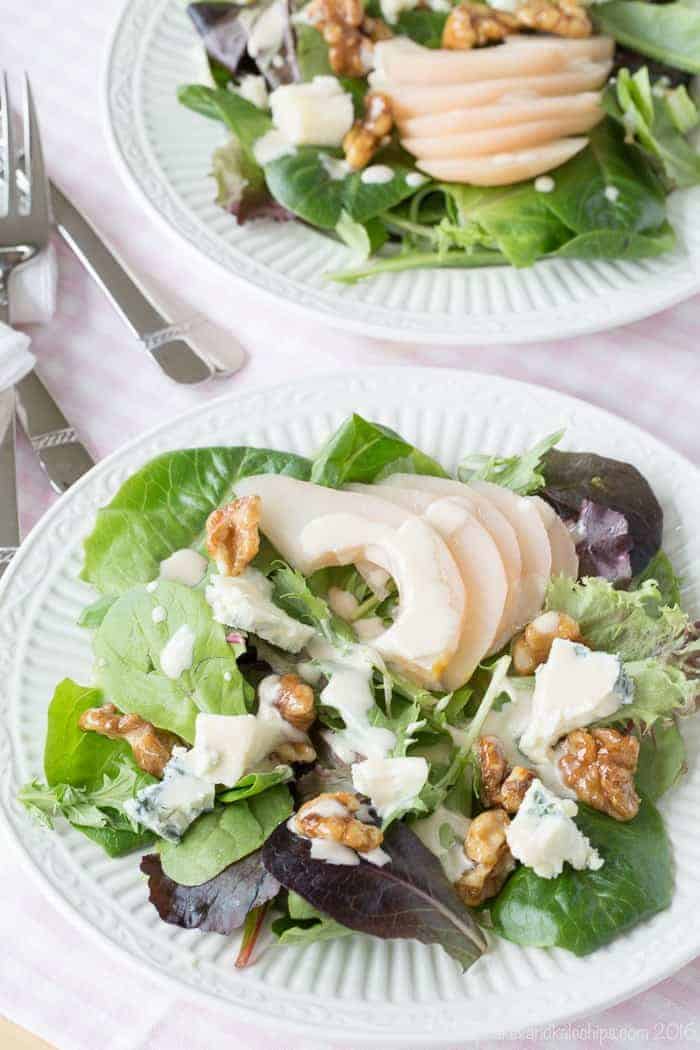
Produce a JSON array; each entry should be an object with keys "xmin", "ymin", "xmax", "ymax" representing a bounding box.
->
[{"xmin": 2, "ymin": 2, "xmax": 700, "ymax": 1048}]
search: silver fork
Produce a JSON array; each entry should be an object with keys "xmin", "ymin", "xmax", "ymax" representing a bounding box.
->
[{"xmin": 0, "ymin": 74, "xmax": 93, "ymax": 498}]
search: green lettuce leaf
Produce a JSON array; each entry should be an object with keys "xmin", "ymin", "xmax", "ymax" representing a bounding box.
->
[
  {"xmin": 82, "ymin": 446, "xmax": 311, "ymax": 596},
  {"xmin": 490, "ymin": 797, "xmax": 673, "ymax": 955},
  {"xmin": 608, "ymin": 659, "xmax": 694, "ymax": 727},
  {"xmin": 218, "ymin": 766, "xmax": 293, "ymax": 804},
  {"xmin": 158, "ymin": 785, "xmax": 293, "ymax": 886},
  {"xmin": 635, "ymin": 720, "xmax": 686, "ymax": 801},
  {"xmin": 310, "ymin": 414, "xmax": 446, "ymax": 487},
  {"xmin": 93, "ymin": 581, "xmax": 252, "ymax": 742},
  {"xmin": 457, "ymin": 430, "xmax": 563, "ymax": 495},
  {"xmin": 545, "ymin": 576, "xmax": 687, "ymax": 661},
  {"xmin": 271, "ymin": 890, "xmax": 352, "ymax": 946}
]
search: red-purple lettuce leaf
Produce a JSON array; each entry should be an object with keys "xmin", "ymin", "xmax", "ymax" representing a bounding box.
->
[
  {"xmin": 261, "ymin": 820, "xmax": 487, "ymax": 969},
  {"xmin": 187, "ymin": 1, "xmax": 299, "ymax": 88},
  {"xmin": 570, "ymin": 499, "xmax": 634, "ymax": 581},
  {"xmin": 141, "ymin": 850, "xmax": 279, "ymax": 934},
  {"xmin": 541, "ymin": 449, "xmax": 663, "ymax": 578}
]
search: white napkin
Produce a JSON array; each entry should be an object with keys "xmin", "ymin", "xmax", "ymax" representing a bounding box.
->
[
  {"xmin": 0, "ymin": 321, "xmax": 34, "ymax": 393},
  {"xmin": 8, "ymin": 244, "xmax": 58, "ymax": 325}
]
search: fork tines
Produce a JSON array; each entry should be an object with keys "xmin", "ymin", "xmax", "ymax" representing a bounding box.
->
[{"xmin": 0, "ymin": 73, "xmax": 50, "ymax": 247}]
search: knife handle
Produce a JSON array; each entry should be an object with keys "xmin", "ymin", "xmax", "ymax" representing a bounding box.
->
[
  {"xmin": 0, "ymin": 391, "xmax": 19, "ymax": 579},
  {"xmin": 51, "ymin": 183, "xmax": 217, "ymax": 385},
  {"xmin": 15, "ymin": 370, "xmax": 94, "ymax": 493}
]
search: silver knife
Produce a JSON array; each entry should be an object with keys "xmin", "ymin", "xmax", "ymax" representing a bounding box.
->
[
  {"xmin": 14, "ymin": 369, "xmax": 95, "ymax": 493},
  {"xmin": 0, "ymin": 388, "xmax": 19, "ymax": 580},
  {"xmin": 50, "ymin": 182, "xmax": 220, "ymax": 385}
]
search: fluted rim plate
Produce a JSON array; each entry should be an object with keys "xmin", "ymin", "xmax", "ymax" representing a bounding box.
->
[
  {"xmin": 1, "ymin": 368, "xmax": 699, "ymax": 1044},
  {"xmin": 102, "ymin": 0, "xmax": 700, "ymax": 345}
]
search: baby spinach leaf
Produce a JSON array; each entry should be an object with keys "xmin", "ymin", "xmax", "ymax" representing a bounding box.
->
[
  {"xmin": 178, "ymin": 84, "xmax": 272, "ymax": 148},
  {"xmin": 554, "ymin": 223, "xmax": 676, "ymax": 261},
  {"xmin": 262, "ymin": 819, "xmax": 487, "ymax": 969},
  {"xmin": 633, "ymin": 551, "xmax": 682, "ymax": 608},
  {"xmin": 543, "ymin": 120, "xmax": 668, "ymax": 242},
  {"xmin": 94, "ymin": 581, "xmax": 252, "ymax": 742},
  {"xmin": 141, "ymin": 850, "xmax": 280, "ymax": 933},
  {"xmin": 457, "ymin": 430, "xmax": 563, "ymax": 494},
  {"xmin": 310, "ymin": 413, "xmax": 446, "ymax": 487},
  {"xmin": 218, "ymin": 766, "xmax": 293, "ymax": 803},
  {"xmin": 159, "ymin": 785, "xmax": 292, "ymax": 885},
  {"xmin": 636, "ymin": 720, "xmax": 686, "ymax": 800},
  {"xmin": 272, "ymin": 890, "xmax": 352, "ymax": 945},
  {"xmin": 20, "ymin": 679, "xmax": 155, "ymax": 857},
  {"xmin": 264, "ymin": 149, "xmax": 419, "ymax": 229},
  {"xmin": 82, "ymin": 446, "xmax": 310, "ymax": 596},
  {"xmin": 541, "ymin": 447, "xmax": 664, "ymax": 576},
  {"xmin": 545, "ymin": 576, "xmax": 687, "ymax": 662},
  {"xmin": 490, "ymin": 798, "xmax": 673, "ymax": 955},
  {"xmin": 593, "ymin": 1, "xmax": 700, "ymax": 74}
]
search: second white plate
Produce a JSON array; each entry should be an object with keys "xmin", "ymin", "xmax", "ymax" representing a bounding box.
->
[{"xmin": 103, "ymin": 0, "xmax": 700, "ymax": 345}]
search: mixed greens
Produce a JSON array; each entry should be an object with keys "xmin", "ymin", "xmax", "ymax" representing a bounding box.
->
[
  {"xmin": 177, "ymin": 0, "xmax": 700, "ymax": 281},
  {"xmin": 19, "ymin": 415, "xmax": 699, "ymax": 969}
]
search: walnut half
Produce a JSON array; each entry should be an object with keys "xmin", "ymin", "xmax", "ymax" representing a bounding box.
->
[
  {"xmin": 343, "ymin": 92, "xmax": 394, "ymax": 171},
  {"xmin": 516, "ymin": 0, "xmax": 591, "ymax": 38},
  {"xmin": 295, "ymin": 791, "xmax": 383, "ymax": 852},
  {"xmin": 206, "ymin": 495, "xmax": 261, "ymax": 577},
  {"xmin": 455, "ymin": 809, "xmax": 515, "ymax": 906},
  {"xmin": 442, "ymin": 2, "xmax": 518, "ymax": 50},
  {"xmin": 306, "ymin": 0, "xmax": 391, "ymax": 78},
  {"xmin": 478, "ymin": 735, "xmax": 536, "ymax": 813},
  {"xmin": 559, "ymin": 727, "xmax": 640, "ymax": 821},
  {"xmin": 78, "ymin": 703, "xmax": 179, "ymax": 778},
  {"xmin": 512, "ymin": 610, "xmax": 582, "ymax": 676}
]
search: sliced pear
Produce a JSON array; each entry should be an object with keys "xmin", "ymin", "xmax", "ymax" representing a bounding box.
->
[
  {"xmin": 300, "ymin": 512, "xmax": 466, "ymax": 688},
  {"xmin": 373, "ymin": 36, "xmax": 613, "ymax": 87},
  {"xmin": 470, "ymin": 480, "xmax": 552, "ymax": 631},
  {"xmin": 374, "ymin": 63, "xmax": 612, "ymax": 119},
  {"xmin": 403, "ymin": 111, "xmax": 601, "ymax": 160},
  {"xmin": 234, "ymin": 475, "xmax": 466, "ymax": 688},
  {"xmin": 416, "ymin": 137, "xmax": 588, "ymax": 185},
  {"xmin": 399, "ymin": 92, "xmax": 603, "ymax": 140},
  {"xmin": 376, "ymin": 474, "xmax": 523, "ymax": 655},
  {"xmin": 532, "ymin": 496, "xmax": 579, "ymax": 579},
  {"xmin": 349, "ymin": 483, "xmax": 508, "ymax": 687}
]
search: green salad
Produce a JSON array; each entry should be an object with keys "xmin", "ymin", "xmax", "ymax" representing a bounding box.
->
[
  {"xmin": 177, "ymin": 0, "xmax": 700, "ymax": 282},
  {"xmin": 20, "ymin": 416, "xmax": 699, "ymax": 968}
]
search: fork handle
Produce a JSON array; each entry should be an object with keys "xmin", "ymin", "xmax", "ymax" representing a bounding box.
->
[
  {"xmin": 15, "ymin": 370, "xmax": 94, "ymax": 493},
  {"xmin": 0, "ymin": 390, "xmax": 19, "ymax": 580}
]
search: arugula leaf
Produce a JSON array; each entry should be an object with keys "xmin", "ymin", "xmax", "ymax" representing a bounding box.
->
[
  {"xmin": 263, "ymin": 819, "xmax": 487, "ymax": 968},
  {"xmin": 457, "ymin": 430, "xmax": 563, "ymax": 495},
  {"xmin": 490, "ymin": 798, "xmax": 672, "ymax": 955},
  {"xmin": 19, "ymin": 763, "xmax": 146, "ymax": 832},
  {"xmin": 545, "ymin": 576, "xmax": 687, "ymax": 662},
  {"xmin": 310, "ymin": 414, "xmax": 446, "ymax": 487},
  {"xmin": 593, "ymin": 1, "xmax": 700, "ymax": 75},
  {"xmin": 264, "ymin": 149, "xmax": 420, "ymax": 229},
  {"xmin": 635, "ymin": 720, "xmax": 686, "ymax": 801},
  {"xmin": 141, "ymin": 850, "xmax": 280, "ymax": 934},
  {"xmin": 605, "ymin": 67, "xmax": 700, "ymax": 188},
  {"xmin": 158, "ymin": 786, "xmax": 292, "ymax": 885},
  {"xmin": 632, "ymin": 550, "xmax": 682, "ymax": 608},
  {"xmin": 94, "ymin": 581, "xmax": 252, "ymax": 742},
  {"xmin": 271, "ymin": 890, "xmax": 352, "ymax": 945},
  {"xmin": 218, "ymin": 766, "xmax": 293, "ymax": 803},
  {"xmin": 270, "ymin": 562, "xmax": 356, "ymax": 649},
  {"xmin": 82, "ymin": 446, "xmax": 310, "ymax": 596}
]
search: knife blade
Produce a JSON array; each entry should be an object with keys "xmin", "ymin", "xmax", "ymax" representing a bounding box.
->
[
  {"xmin": 14, "ymin": 369, "xmax": 95, "ymax": 493},
  {"xmin": 0, "ymin": 388, "xmax": 19, "ymax": 579},
  {"xmin": 50, "ymin": 182, "xmax": 225, "ymax": 385}
]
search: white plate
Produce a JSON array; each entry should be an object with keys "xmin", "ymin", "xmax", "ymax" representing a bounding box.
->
[
  {"xmin": 2, "ymin": 368, "xmax": 699, "ymax": 1045},
  {"xmin": 102, "ymin": 0, "xmax": 700, "ymax": 345}
]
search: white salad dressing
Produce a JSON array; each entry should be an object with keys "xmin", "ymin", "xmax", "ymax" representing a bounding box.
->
[
  {"xmin": 288, "ymin": 798, "xmax": 391, "ymax": 866},
  {"xmin": 351, "ymin": 756, "xmax": 428, "ymax": 818},
  {"xmin": 160, "ymin": 548, "xmax": 208, "ymax": 587},
  {"xmin": 413, "ymin": 806, "xmax": 473, "ymax": 881},
  {"xmin": 160, "ymin": 624, "xmax": 195, "ymax": 680},
  {"xmin": 258, "ymin": 674, "xmax": 307, "ymax": 742},
  {"xmin": 406, "ymin": 171, "xmax": 428, "ymax": 188},
  {"xmin": 360, "ymin": 165, "xmax": 394, "ymax": 185},
  {"xmin": 534, "ymin": 175, "xmax": 555, "ymax": 193},
  {"xmin": 308, "ymin": 637, "xmax": 396, "ymax": 762},
  {"xmin": 151, "ymin": 605, "xmax": 167, "ymax": 624},
  {"xmin": 320, "ymin": 154, "xmax": 352, "ymax": 181}
]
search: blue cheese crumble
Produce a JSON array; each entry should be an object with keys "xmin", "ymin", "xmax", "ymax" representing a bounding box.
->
[
  {"xmin": 124, "ymin": 751, "xmax": 215, "ymax": 843},
  {"xmin": 506, "ymin": 778, "xmax": 604, "ymax": 879}
]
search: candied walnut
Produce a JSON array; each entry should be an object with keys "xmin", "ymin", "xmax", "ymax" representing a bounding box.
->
[
  {"xmin": 271, "ymin": 740, "xmax": 317, "ymax": 765},
  {"xmin": 559, "ymin": 727, "xmax": 640, "ymax": 821},
  {"xmin": 455, "ymin": 809, "xmax": 515, "ymax": 906},
  {"xmin": 516, "ymin": 0, "xmax": 591, "ymax": 38},
  {"xmin": 343, "ymin": 92, "xmax": 394, "ymax": 171},
  {"xmin": 206, "ymin": 495, "xmax": 261, "ymax": 577},
  {"xmin": 512, "ymin": 610, "xmax": 583, "ymax": 675},
  {"xmin": 477, "ymin": 735, "xmax": 535, "ymax": 813},
  {"xmin": 296, "ymin": 791, "xmax": 383, "ymax": 852},
  {"xmin": 307, "ymin": 0, "xmax": 392, "ymax": 77},
  {"xmin": 442, "ymin": 1, "xmax": 518, "ymax": 50},
  {"xmin": 276, "ymin": 673, "xmax": 316, "ymax": 732},
  {"xmin": 78, "ymin": 703, "xmax": 179, "ymax": 778},
  {"xmin": 499, "ymin": 766, "xmax": 537, "ymax": 814}
]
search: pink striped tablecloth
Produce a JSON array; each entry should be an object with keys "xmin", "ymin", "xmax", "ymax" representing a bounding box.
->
[{"xmin": 1, "ymin": 3, "xmax": 699, "ymax": 1048}]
